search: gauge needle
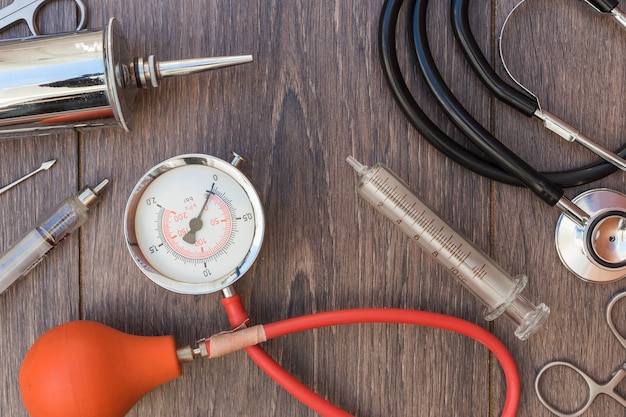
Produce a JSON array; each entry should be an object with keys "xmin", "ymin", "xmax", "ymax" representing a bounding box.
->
[{"xmin": 183, "ymin": 184, "xmax": 215, "ymax": 244}]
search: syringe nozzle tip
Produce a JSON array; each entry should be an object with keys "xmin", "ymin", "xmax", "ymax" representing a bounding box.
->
[
  {"xmin": 346, "ymin": 156, "xmax": 368, "ymax": 175},
  {"xmin": 93, "ymin": 179, "xmax": 110, "ymax": 194}
]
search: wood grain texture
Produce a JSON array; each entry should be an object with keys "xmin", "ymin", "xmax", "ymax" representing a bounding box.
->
[
  {"xmin": 492, "ymin": 1, "xmax": 626, "ymax": 417},
  {"xmin": 1, "ymin": 1, "xmax": 624, "ymax": 416}
]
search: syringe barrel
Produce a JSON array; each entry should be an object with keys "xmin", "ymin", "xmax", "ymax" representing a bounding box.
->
[
  {"xmin": 0, "ymin": 181, "xmax": 108, "ymax": 295},
  {"xmin": 0, "ymin": 198, "xmax": 88, "ymax": 294},
  {"xmin": 353, "ymin": 161, "xmax": 549, "ymax": 340}
]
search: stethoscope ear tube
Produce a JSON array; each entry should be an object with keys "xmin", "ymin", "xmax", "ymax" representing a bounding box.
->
[
  {"xmin": 380, "ymin": 0, "xmax": 626, "ymax": 282},
  {"xmin": 587, "ymin": 0, "xmax": 620, "ymax": 13},
  {"xmin": 378, "ymin": 0, "xmax": 522, "ymax": 186},
  {"xmin": 379, "ymin": 0, "xmax": 622, "ymax": 189},
  {"xmin": 450, "ymin": 0, "xmax": 538, "ymax": 117},
  {"xmin": 453, "ymin": 0, "xmax": 626, "ymax": 176},
  {"xmin": 410, "ymin": 0, "xmax": 564, "ymax": 206}
]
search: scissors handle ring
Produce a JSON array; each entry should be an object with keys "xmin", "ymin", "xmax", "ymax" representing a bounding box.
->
[
  {"xmin": 35, "ymin": 0, "xmax": 87, "ymax": 35},
  {"xmin": 14, "ymin": 0, "xmax": 87, "ymax": 36},
  {"xmin": 535, "ymin": 361, "xmax": 598, "ymax": 417},
  {"xmin": 607, "ymin": 291, "xmax": 626, "ymax": 350},
  {"xmin": 71, "ymin": 0, "xmax": 87, "ymax": 31}
]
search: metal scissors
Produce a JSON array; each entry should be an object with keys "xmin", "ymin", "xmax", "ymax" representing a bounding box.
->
[
  {"xmin": 535, "ymin": 291, "xmax": 626, "ymax": 416},
  {"xmin": 0, "ymin": 0, "xmax": 86, "ymax": 35}
]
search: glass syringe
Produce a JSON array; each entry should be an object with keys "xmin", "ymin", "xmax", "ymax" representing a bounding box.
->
[
  {"xmin": 0, "ymin": 180, "xmax": 109, "ymax": 295},
  {"xmin": 347, "ymin": 156, "xmax": 549, "ymax": 340}
]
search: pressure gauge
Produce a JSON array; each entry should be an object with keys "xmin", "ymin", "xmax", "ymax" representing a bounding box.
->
[{"xmin": 124, "ymin": 154, "xmax": 264, "ymax": 294}]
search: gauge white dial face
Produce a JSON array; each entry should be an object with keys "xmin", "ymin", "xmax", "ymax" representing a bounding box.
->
[{"xmin": 132, "ymin": 162, "xmax": 260, "ymax": 289}]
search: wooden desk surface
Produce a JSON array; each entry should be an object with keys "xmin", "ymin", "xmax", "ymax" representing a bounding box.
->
[{"xmin": 2, "ymin": 1, "xmax": 625, "ymax": 416}]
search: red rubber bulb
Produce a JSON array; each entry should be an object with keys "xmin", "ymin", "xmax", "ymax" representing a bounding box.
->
[{"xmin": 19, "ymin": 320, "xmax": 182, "ymax": 417}]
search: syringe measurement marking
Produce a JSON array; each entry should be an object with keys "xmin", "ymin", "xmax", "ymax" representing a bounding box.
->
[
  {"xmin": 370, "ymin": 173, "xmax": 485, "ymax": 281},
  {"xmin": 473, "ymin": 264, "xmax": 488, "ymax": 281}
]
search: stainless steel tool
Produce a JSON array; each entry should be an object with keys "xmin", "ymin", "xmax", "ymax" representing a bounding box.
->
[
  {"xmin": 535, "ymin": 291, "xmax": 626, "ymax": 416},
  {"xmin": 0, "ymin": 159, "xmax": 55, "ymax": 195},
  {"xmin": 0, "ymin": 10, "xmax": 252, "ymax": 138},
  {"xmin": 0, "ymin": 0, "xmax": 86, "ymax": 35}
]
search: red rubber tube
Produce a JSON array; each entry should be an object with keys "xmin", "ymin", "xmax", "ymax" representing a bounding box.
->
[
  {"xmin": 222, "ymin": 298, "xmax": 520, "ymax": 417},
  {"xmin": 221, "ymin": 296, "xmax": 352, "ymax": 416}
]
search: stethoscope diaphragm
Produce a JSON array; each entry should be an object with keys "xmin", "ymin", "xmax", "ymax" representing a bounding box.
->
[{"xmin": 555, "ymin": 189, "xmax": 626, "ymax": 283}]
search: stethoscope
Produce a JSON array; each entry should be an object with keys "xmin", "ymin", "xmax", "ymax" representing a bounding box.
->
[{"xmin": 380, "ymin": 0, "xmax": 626, "ymax": 283}]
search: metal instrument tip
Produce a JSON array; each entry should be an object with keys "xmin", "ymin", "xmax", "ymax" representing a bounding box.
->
[
  {"xmin": 158, "ymin": 55, "xmax": 253, "ymax": 79},
  {"xmin": 41, "ymin": 159, "xmax": 57, "ymax": 170},
  {"xmin": 135, "ymin": 54, "xmax": 254, "ymax": 88}
]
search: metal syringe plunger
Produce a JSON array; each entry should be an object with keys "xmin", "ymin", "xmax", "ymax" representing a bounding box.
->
[{"xmin": 0, "ymin": 18, "xmax": 252, "ymax": 138}]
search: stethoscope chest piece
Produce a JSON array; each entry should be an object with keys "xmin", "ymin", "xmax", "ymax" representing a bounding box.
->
[{"xmin": 555, "ymin": 189, "xmax": 626, "ymax": 283}]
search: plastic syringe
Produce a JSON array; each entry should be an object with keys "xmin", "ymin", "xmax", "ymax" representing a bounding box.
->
[{"xmin": 347, "ymin": 156, "xmax": 549, "ymax": 340}]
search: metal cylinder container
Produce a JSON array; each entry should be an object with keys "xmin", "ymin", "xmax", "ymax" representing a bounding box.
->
[
  {"xmin": 0, "ymin": 17, "xmax": 252, "ymax": 140},
  {"xmin": 0, "ymin": 18, "xmax": 136, "ymax": 138}
]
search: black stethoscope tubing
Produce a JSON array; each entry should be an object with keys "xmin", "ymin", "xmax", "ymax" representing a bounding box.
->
[
  {"xmin": 379, "ymin": 0, "xmax": 624, "ymax": 199},
  {"xmin": 451, "ymin": 0, "xmax": 626, "ymax": 163},
  {"xmin": 412, "ymin": 0, "xmax": 566, "ymax": 205},
  {"xmin": 450, "ymin": 0, "xmax": 538, "ymax": 117},
  {"xmin": 587, "ymin": 0, "xmax": 621, "ymax": 14}
]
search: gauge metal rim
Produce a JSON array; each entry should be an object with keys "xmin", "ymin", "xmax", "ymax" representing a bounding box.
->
[{"xmin": 123, "ymin": 153, "xmax": 265, "ymax": 294}]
